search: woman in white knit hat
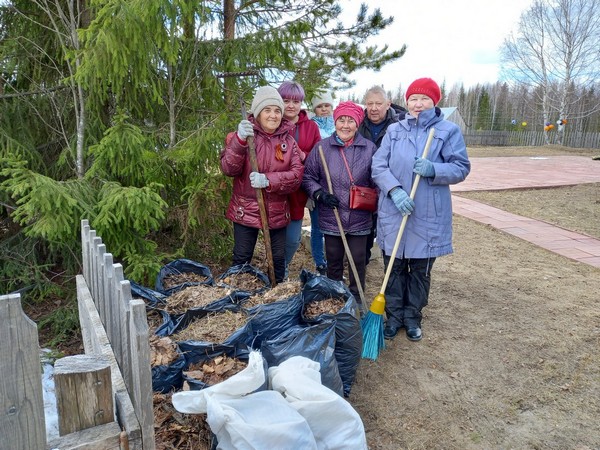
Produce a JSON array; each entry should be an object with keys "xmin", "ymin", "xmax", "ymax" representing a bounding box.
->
[
  {"xmin": 311, "ymin": 91, "xmax": 336, "ymax": 139},
  {"xmin": 220, "ymin": 86, "xmax": 304, "ymax": 283}
]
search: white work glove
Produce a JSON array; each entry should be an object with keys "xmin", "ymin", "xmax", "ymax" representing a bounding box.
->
[
  {"xmin": 237, "ymin": 120, "xmax": 254, "ymax": 140},
  {"xmin": 249, "ymin": 172, "xmax": 269, "ymax": 188},
  {"xmin": 306, "ymin": 197, "xmax": 315, "ymax": 211}
]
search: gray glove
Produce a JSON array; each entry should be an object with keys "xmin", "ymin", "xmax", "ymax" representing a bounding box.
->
[
  {"xmin": 306, "ymin": 197, "xmax": 315, "ymax": 211},
  {"xmin": 413, "ymin": 157, "xmax": 435, "ymax": 177},
  {"xmin": 249, "ymin": 172, "xmax": 269, "ymax": 188},
  {"xmin": 237, "ymin": 120, "xmax": 254, "ymax": 140},
  {"xmin": 389, "ymin": 187, "xmax": 414, "ymax": 216}
]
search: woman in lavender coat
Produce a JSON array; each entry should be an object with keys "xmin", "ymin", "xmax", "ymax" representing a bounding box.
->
[{"xmin": 372, "ymin": 78, "xmax": 470, "ymax": 342}]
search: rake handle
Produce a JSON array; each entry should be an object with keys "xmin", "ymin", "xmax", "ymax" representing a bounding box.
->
[{"xmin": 378, "ymin": 127, "xmax": 436, "ymax": 295}]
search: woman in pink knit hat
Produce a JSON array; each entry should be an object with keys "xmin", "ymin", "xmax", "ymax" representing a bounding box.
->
[{"xmin": 302, "ymin": 101, "xmax": 378, "ymax": 306}]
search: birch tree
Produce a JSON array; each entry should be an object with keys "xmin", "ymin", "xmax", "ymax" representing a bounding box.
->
[{"xmin": 500, "ymin": 0, "xmax": 600, "ymax": 144}]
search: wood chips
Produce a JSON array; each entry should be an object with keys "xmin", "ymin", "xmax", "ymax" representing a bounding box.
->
[
  {"xmin": 150, "ymin": 335, "xmax": 179, "ymax": 367},
  {"xmin": 163, "ymin": 272, "xmax": 209, "ymax": 289},
  {"xmin": 172, "ymin": 310, "xmax": 248, "ymax": 343},
  {"xmin": 165, "ymin": 284, "xmax": 232, "ymax": 314},
  {"xmin": 303, "ymin": 297, "xmax": 346, "ymax": 319},
  {"xmin": 147, "ymin": 309, "xmax": 165, "ymax": 334},
  {"xmin": 183, "ymin": 354, "xmax": 248, "ymax": 387},
  {"xmin": 217, "ymin": 272, "xmax": 267, "ymax": 291},
  {"xmin": 154, "ymin": 393, "xmax": 212, "ymax": 450},
  {"xmin": 242, "ymin": 280, "xmax": 302, "ymax": 308}
]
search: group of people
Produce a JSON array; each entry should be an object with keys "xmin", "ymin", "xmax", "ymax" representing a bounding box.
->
[{"xmin": 220, "ymin": 77, "xmax": 470, "ymax": 342}]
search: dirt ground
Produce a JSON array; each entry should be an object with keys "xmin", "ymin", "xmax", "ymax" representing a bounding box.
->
[{"xmin": 285, "ymin": 145, "xmax": 600, "ymax": 449}]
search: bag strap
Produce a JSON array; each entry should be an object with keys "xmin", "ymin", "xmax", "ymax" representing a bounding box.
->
[{"xmin": 339, "ymin": 148, "xmax": 355, "ymax": 185}]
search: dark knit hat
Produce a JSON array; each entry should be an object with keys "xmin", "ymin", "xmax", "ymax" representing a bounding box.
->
[
  {"xmin": 333, "ymin": 101, "xmax": 365, "ymax": 127},
  {"xmin": 405, "ymin": 78, "xmax": 441, "ymax": 105},
  {"xmin": 249, "ymin": 86, "xmax": 284, "ymax": 117}
]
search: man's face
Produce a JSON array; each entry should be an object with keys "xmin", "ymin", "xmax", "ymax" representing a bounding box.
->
[{"xmin": 365, "ymin": 92, "xmax": 391, "ymax": 124}]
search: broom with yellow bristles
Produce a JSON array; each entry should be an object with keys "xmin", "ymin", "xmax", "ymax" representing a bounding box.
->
[{"xmin": 361, "ymin": 127, "xmax": 436, "ymax": 360}]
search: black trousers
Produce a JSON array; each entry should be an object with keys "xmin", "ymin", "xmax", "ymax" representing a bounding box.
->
[
  {"xmin": 325, "ymin": 234, "xmax": 367, "ymax": 301},
  {"xmin": 232, "ymin": 223, "xmax": 287, "ymax": 282},
  {"xmin": 365, "ymin": 213, "xmax": 377, "ymax": 265},
  {"xmin": 382, "ymin": 255, "xmax": 436, "ymax": 328}
]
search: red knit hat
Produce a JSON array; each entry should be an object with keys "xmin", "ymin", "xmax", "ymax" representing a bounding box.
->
[
  {"xmin": 405, "ymin": 77, "xmax": 441, "ymax": 105},
  {"xmin": 333, "ymin": 101, "xmax": 365, "ymax": 126}
]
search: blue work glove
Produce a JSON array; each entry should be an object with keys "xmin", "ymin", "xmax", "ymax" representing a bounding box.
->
[
  {"xmin": 413, "ymin": 157, "xmax": 435, "ymax": 177},
  {"xmin": 315, "ymin": 190, "xmax": 340, "ymax": 209},
  {"xmin": 389, "ymin": 187, "xmax": 415, "ymax": 216},
  {"xmin": 237, "ymin": 120, "xmax": 254, "ymax": 140},
  {"xmin": 249, "ymin": 172, "xmax": 269, "ymax": 188}
]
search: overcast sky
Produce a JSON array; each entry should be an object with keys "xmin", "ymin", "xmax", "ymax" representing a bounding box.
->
[{"xmin": 339, "ymin": 0, "xmax": 536, "ymax": 99}]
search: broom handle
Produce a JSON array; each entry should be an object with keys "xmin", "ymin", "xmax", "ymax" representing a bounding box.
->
[
  {"xmin": 378, "ymin": 127, "xmax": 436, "ymax": 295},
  {"xmin": 318, "ymin": 146, "xmax": 368, "ymax": 311}
]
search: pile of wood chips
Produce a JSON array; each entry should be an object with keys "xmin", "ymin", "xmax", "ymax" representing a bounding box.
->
[
  {"xmin": 147, "ymin": 309, "xmax": 165, "ymax": 334},
  {"xmin": 163, "ymin": 272, "xmax": 209, "ymax": 289},
  {"xmin": 172, "ymin": 310, "xmax": 248, "ymax": 343},
  {"xmin": 217, "ymin": 272, "xmax": 267, "ymax": 291},
  {"xmin": 154, "ymin": 392, "xmax": 212, "ymax": 450},
  {"xmin": 165, "ymin": 285, "xmax": 232, "ymax": 314},
  {"xmin": 183, "ymin": 354, "xmax": 248, "ymax": 387},
  {"xmin": 242, "ymin": 280, "xmax": 302, "ymax": 309},
  {"xmin": 150, "ymin": 335, "xmax": 179, "ymax": 367},
  {"xmin": 303, "ymin": 297, "xmax": 346, "ymax": 319}
]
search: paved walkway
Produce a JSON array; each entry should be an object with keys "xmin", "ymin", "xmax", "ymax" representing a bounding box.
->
[{"xmin": 451, "ymin": 155, "xmax": 600, "ymax": 268}]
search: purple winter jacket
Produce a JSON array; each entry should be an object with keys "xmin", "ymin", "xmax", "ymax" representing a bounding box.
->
[{"xmin": 302, "ymin": 133, "xmax": 378, "ymax": 234}]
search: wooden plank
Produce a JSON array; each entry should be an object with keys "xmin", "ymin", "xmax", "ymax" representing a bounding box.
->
[
  {"xmin": 81, "ymin": 220, "xmax": 90, "ymax": 282},
  {"xmin": 54, "ymin": 355, "xmax": 114, "ymax": 436},
  {"xmin": 129, "ymin": 300, "xmax": 156, "ymax": 450},
  {"xmin": 118, "ymin": 277, "xmax": 133, "ymax": 395},
  {"xmin": 109, "ymin": 264, "xmax": 124, "ymax": 372},
  {"xmin": 76, "ymin": 276, "xmax": 141, "ymax": 446},
  {"xmin": 46, "ymin": 421, "xmax": 123, "ymax": 450},
  {"xmin": 95, "ymin": 243, "xmax": 107, "ymax": 326},
  {"xmin": 92, "ymin": 236, "xmax": 103, "ymax": 305},
  {"xmin": 103, "ymin": 253, "xmax": 115, "ymax": 352},
  {"xmin": 0, "ymin": 294, "xmax": 46, "ymax": 450}
]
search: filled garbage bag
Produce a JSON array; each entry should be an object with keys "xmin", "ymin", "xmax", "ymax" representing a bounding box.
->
[
  {"xmin": 215, "ymin": 263, "xmax": 270, "ymax": 296},
  {"xmin": 269, "ymin": 356, "xmax": 368, "ymax": 450},
  {"xmin": 260, "ymin": 321, "xmax": 344, "ymax": 396},
  {"xmin": 129, "ymin": 280, "xmax": 168, "ymax": 309},
  {"xmin": 155, "ymin": 258, "xmax": 213, "ymax": 296},
  {"xmin": 301, "ymin": 272, "xmax": 362, "ymax": 397}
]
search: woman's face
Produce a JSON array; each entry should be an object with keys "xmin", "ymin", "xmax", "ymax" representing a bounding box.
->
[
  {"xmin": 257, "ymin": 106, "xmax": 283, "ymax": 134},
  {"xmin": 335, "ymin": 116, "xmax": 358, "ymax": 142},
  {"xmin": 283, "ymin": 98, "xmax": 302, "ymax": 122},
  {"xmin": 407, "ymin": 94, "xmax": 435, "ymax": 118},
  {"xmin": 314, "ymin": 103, "xmax": 333, "ymax": 117}
]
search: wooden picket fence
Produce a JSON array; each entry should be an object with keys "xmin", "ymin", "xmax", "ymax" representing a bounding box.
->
[{"xmin": 0, "ymin": 219, "xmax": 155, "ymax": 449}]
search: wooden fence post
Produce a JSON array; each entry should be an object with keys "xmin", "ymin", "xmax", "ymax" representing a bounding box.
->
[
  {"xmin": 0, "ymin": 294, "xmax": 46, "ymax": 450},
  {"xmin": 54, "ymin": 354, "xmax": 114, "ymax": 436}
]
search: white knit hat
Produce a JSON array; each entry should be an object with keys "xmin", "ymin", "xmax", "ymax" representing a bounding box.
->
[
  {"xmin": 311, "ymin": 91, "xmax": 335, "ymax": 110},
  {"xmin": 249, "ymin": 86, "xmax": 284, "ymax": 117}
]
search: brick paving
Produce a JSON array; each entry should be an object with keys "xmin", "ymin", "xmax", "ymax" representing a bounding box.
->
[{"xmin": 451, "ymin": 156, "xmax": 600, "ymax": 268}]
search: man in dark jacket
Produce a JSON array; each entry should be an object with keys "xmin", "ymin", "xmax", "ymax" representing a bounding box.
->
[{"xmin": 358, "ymin": 86, "xmax": 407, "ymax": 265}]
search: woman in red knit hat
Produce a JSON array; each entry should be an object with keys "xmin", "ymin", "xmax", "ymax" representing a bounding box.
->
[
  {"xmin": 372, "ymin": 77, "xmax": 471, "ymax": 341},
  {"xmin": 302, "ymin": 101, "xmax": 378, "ymax": 306}
]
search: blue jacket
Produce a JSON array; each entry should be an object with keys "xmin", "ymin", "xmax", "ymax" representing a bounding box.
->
[
  {"xmin": 372, "ymin": 107, "xmax": 470, "ymax": 259},
  {"xmin": 303, "ymin": 133, "xmax": 377, "ymax": 234}
]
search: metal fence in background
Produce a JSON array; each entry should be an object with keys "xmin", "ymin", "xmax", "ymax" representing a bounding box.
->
[{"xmin": 463, "ymin": 130, "xmax": 600, "ymax": 148}]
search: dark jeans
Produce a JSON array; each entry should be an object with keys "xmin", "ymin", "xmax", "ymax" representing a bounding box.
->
[
  {"xmin": 365, "ymin": 213, "xmax": 377, "ymax": 265},
  {"xmin": 232, "ymin": 223, "xmax": 287, "ymax": 282},
  {"xmin": 382, "ymin": 255, "xmax": 436, "ymax": 328},
  {"xmin": 325, "ymin": 234, "xmax": 367, "ymax": 301}
]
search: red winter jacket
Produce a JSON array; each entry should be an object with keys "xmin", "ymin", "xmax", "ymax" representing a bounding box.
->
[
  {"xmin": 288, "ymin": 110, "xmax": 322, "ymax": 220},
  {"xmin": 220, "ymin": 116, "xmax": 304, "ymax": 229}
]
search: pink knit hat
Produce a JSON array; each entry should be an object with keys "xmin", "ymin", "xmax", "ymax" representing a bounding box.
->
[
  {"xmin": 405, "ymin": 78, "xmax": 442, "ymax": 105},
  {"xmin": 333, "ymin": 101, "xmax": 365, "ymax": 127}
]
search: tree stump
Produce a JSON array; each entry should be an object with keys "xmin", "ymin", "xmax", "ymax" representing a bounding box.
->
[{"xmin": 54, "ymin": 354, "xmax": 114, "ymax": 436}]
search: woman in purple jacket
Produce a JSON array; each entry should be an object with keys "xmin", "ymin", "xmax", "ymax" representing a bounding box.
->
[
  {"xmin": 372, "ymin": 78, "xmax": 470, "ymax": 341},
  {"xmin": 220, "ymin": 86, "xmax": 304, "ymax": 283},
  {"xmin": 302, "ymin": 101, "xmax": 377, "ymax": 302}
]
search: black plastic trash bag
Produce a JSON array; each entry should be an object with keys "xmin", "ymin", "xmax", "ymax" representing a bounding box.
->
[
  {"xmin": 130, "ymin": 280, "xmax": 168, "ymax": 309},
  {"xmin": 215, "ymin": 263, "xmax": 270, "ymax": 296},
  {"xmin": 151, "ymin": 345, "xmax": 186, "ymax": 393},
  {"xmin": 231, "ymin": 294, "xmax": 304, "ymax": 349},
  {"xmin": 301, "ymin": 272, "xmax": 362, "ymax": 397},
  {"xmin": 155, "ymin": 259, "xmax": 213, "ymax": 296},
  {"xmin": 178, "ymin": 342, "xmax": 268, "ymax": 392},
  {"xmin": 260, "ymin": 321, "xmax": 344, "ymax": 396}
]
